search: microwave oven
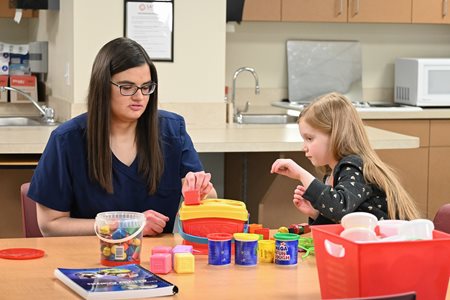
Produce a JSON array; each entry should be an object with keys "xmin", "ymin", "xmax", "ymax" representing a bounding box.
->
[{"xmin": 395, "ymin": 58, "xmax": 450, "ymax": 107}]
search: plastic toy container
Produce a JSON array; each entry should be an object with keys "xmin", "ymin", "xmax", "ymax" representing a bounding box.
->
[
  {"xmin": 94, "ymin": 211, "xmax": 146, "ymax": 266},
  {"xmin": 312, "ymin": 224, "xmax": 450, "ymax": 299},
  {"xmin": 178, "ymin": 199, "xmax": 248, "ymax": 254}
]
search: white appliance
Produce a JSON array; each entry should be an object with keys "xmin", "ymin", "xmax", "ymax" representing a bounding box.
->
[{"xmin": 395, "ymin": 58, "xmax": 450, "ymax": 107}]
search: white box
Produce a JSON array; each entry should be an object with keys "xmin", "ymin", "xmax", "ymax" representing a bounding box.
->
[{"xmin": 9, "ymin": 75, "xmax": 38, "ymax": 103}]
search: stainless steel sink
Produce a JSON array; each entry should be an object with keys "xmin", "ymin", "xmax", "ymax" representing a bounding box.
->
[
  {"xmin": 236, "ymin": 113, "xmax": 298, "ymax": 124},
  {"xmin": 0, "ymin": 116, "xmax": 58, "ymax": 126}
]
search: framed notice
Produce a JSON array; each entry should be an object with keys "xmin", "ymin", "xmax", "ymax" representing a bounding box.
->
[{"xmin": 124, "ymin": 0, "xmax": 174, "ymax": 62}]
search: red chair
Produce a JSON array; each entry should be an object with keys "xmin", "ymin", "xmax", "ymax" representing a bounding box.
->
[
  {"xmin": 433, "ymin": 203, "xmax": 450, "ymax": 234},
  {"xmin": 20, "ymin": 182, "xmax": 43, "ymax": 238}
]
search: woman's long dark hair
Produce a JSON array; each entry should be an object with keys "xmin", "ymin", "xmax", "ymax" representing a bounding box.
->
[{"xmin": 87, "ymin": 37, "xmax": 163, "ymax": 194}]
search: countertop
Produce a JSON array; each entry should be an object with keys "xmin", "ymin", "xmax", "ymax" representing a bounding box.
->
[
  {"xmin": 0, "ymin": 123, "xmax": 419, "ymax": 155},
  {"xmin": 5, "ymin": 107, "xmax": 450, "ymax": 155}
]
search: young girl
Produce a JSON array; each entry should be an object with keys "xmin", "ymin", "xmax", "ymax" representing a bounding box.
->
[{"xmin": 271, "ymin": 92, "xmax": 420, "ymax": 224}]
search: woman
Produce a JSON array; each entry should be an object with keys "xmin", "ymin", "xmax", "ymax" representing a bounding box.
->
[{"xmin": 28, "ymin": 37, "xmax": 217, "ymax": 236}]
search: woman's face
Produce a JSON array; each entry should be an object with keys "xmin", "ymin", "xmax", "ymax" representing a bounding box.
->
[
  {"xmin": 299, "ymin": 119, "xmax": 337, "ymax": 169},
  {"xmin": 110, "ymin": 64, "xmax": 152, "ymax": 124}
]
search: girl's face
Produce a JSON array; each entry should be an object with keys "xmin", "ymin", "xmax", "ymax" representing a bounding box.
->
[
  {"xmin": 299, "ymin": 119, "xmax": 337, "ymax": 169},
  {"xmin": 110, "ymin": 64, "xmax": 152, "ymax": 124}
]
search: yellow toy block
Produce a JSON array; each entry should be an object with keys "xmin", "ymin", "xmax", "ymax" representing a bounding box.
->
[{"xmin": 174, "ymin": 252, "xmax": 195, "ymax": 274}]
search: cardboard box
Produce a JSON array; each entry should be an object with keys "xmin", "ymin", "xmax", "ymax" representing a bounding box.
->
[
  {"xmin": 0, "ymin": 75, "xmax": 8, "ymax": 102},
  {"xmin": 9, "ymin": 75, "xmax": 37, "ymax": 103}
]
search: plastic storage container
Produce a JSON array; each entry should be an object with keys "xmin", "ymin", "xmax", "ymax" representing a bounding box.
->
[
  {"xmin": 94, "ymin": 211, "xmax": 146, "ymax": 266},
  {"xmin": 178, "ymin": 199, "xmax": 248, "ymax": 254},
  {"xmin": 312, "ymin": 224, "xmax": 450, "ymax": 299}
]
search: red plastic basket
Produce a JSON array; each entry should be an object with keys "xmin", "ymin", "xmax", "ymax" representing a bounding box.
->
[{"xmin": 312, "ymin": 224, "xmax": 450, "ymax": 299}]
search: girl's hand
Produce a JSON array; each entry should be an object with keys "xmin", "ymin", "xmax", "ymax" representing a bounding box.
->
[
  {"xmin": 270, "ymin": 159, "xmax": 303, "ymax": 181},
  {"xmin": 293, "ymin": 185, "xmax": 319, "ymax": 219},
  {"xmin": 143, "ymin": 210, "xmax": 169, "ymax": 236},
  {"xmin": 182, "ymin": 171, "xmax": 214, "ymax": 200}
]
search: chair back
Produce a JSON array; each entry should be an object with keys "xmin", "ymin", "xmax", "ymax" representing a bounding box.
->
[
  {"xmin": 21, "ymin": 182, "xmax": 43, "ymax": 237},
  {"xmin": 433, "ymin": 203, "xmax": 450, "ymax": 234}
]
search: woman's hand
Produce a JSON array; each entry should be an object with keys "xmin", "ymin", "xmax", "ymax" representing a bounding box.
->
[
  {"xmin": 143, "ymin": 210, "xmax": 169, "ymax": 236},
  {"xmin": 182, "ymin": 171, "xmax": 216, "ymax": 200},
  {"xmin": 293, "ymin": 185, "xmax": 319, "ymax": 219}
]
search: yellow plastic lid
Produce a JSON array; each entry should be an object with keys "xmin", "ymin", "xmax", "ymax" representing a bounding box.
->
[
  {"xmin": 179, "ymin": 199, "xmax": 248, "ymax": 221},
  {"xmin": 233, "ymin": 233, "xmax": 260, "ymax": 241}
]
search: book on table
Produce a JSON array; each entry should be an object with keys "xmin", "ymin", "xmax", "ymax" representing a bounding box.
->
[{"xmin": 54, "ymin": 264, "xmax": 178, "ymax": 299}]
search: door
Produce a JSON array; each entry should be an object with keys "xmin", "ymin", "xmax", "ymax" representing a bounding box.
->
[
  {"xmin": 348, "ymin": 0, "xmax": 412, "ymax": 23},
  {"xmin": 282, "ymin": 0, "xmax": 348, "ymax": 22},
  {"xmin": 412, "ymin": 0, "xmax": 450, "ymax": 24}
]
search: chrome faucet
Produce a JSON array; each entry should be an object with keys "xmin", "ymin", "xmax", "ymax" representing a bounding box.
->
[
  {"xmin": 0, "ymin": 86, "xmax": 55, "ymax": 124},
  {"xmin": 231, "ymin": 67, "xmax": 260, "ymax": 122}
]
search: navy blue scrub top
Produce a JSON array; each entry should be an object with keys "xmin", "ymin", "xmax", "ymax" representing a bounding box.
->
[{"xmin": 28, "ymin": 110, "xmax": 203, "ymax": 233}]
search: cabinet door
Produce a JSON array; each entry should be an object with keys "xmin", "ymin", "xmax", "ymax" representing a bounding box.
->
[
  {"xmin": 0, "ymin": 0, "xmax": 37, "ymax": 18},
  {"xmin": 428, "ymin": 147, "xmax": 450, "ymax": 219},
  {"xmin": 282, "ymin": 0, "xmax": 348, "ymax": 22},
  {"xmin": 242, "ymin": 0, "xmax": 281, "ymax": 21},
  {"xmin": 413, "ymin": 0, "xmax": 450, "ymax": 24},
  {"xmin": 348, "ymin": 0, "xmax": 412, "ymax": 23}
]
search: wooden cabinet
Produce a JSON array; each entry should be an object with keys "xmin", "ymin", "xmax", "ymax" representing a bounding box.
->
[
  {"xmin": 242, "ymin": 0, "xmax": 281, "ymax": 21},
  {"xmin": 428, "ymin": 120, "xmax": 450, "ymax": 219},
  {"xmin": 0, "ymin": 0, "xmax": 38, "ymax": 18},
  {"xmin": 364, "ymin": 120, "xmax": 429, "ymax": 217},
  {"xmin": 282, "ymin": 0, "xmax": 348, "ymax": 23},
  {"xmin": 348, "ymin": 0, "xmax": 412, "ymax": 23},
  {"xmin": 412, "ymin": 0, "xmax": 450, "ymax": 24}
]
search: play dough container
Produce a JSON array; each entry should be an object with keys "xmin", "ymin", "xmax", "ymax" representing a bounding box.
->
[
  {"xmin": 94, "ymin": 211, "xmax": 146, "ymax": 266},
  {"xmin": 233, "ymin": 233, "xmax": 259, "ymax": 266},
  {"xmin": 207, "ymin": 233, "xmax": 232, "ymax": 266},
  {"xmin": 274, "ymin": 233, "xmax": 300, "ymax": 266}
]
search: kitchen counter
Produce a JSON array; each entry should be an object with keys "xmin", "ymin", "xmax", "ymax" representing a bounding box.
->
[{"xmin": 0, "ymin": 123, "xmax": 419, "ymax": 155}]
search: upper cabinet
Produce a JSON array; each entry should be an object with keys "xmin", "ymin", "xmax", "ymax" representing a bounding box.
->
[
  {"xmin": 282, "ymin": 0, "xmax": 348, "ymax": 22},
  {"xmin": 348, "ymin": 0, "xmax": 412, "ymax": 23},
  {"xmin": 0, "ymin": 0, "xmax": 38, "ymax": 18},
  {"xmin": 412, "ymin": 0, "xmax": 450, "ymax": 24},
  {"xmin": 238, "ymin": 0, "xmax": 450, "ymax": 24},
  {"xmin": 242, "ymin": 0, "xmax": 282, "ymax": 21}
]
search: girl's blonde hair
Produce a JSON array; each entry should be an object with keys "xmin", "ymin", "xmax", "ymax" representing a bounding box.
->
[{"xmin": 299, "ymin": 92, "xmax": 420, "ymax": 220}]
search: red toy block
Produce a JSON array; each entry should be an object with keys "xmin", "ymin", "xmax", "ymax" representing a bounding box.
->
[
  {"xmin": 255, "ymin": 227, "xmax": 270, "ymax": 240},
  {"xmin": 184, "ymin": 190, "xmax": 201, "ymax": 205}
]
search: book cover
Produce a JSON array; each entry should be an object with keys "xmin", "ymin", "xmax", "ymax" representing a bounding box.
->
[{"xmin": 54, "ymin": 264, "xmax": 178, "ymax": 299}]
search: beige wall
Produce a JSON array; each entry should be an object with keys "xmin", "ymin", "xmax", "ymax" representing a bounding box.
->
[{"xmin": 226, "ymin": 22, "xmax": 450, "ymax": 104}]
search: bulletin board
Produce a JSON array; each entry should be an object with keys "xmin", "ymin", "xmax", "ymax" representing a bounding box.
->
[{"xmin": 124, "ymin": 0, "xmax": 174, "ymax": 62}]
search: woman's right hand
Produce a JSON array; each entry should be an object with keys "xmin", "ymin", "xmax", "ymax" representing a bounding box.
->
[
  {"xmin": 143, "ymin": 210, "xmax": 169, "ymax": 236},
  {"xmin": 293, "ymin": 185, "xmax": 319, "ymax": 219}
]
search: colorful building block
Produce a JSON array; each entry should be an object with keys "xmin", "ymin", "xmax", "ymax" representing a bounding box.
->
[
  {"xmin": 150, "ymin": 253, "xmax": 172, "ymax": 274},
  {"xmin": 184, "ymin": 190, "xmax": 201, "ymax": 205},
  {"xmin": 174, "ymin": 252, "xmax": 195, "ymax": 274},
  {"xmin": 255, "ymin": 227, "xmax": 270, "ymax": 240},
  {"xmin": 249, "ymin": 223, "xmax": 263, "ymax": 234},
  {"xmin": 151, "ymin": 246, "xmax": 173, "ymax": 255}
]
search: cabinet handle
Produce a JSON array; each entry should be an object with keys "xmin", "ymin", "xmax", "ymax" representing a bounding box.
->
[
  {"xmin": 337, "ymin": 0, "xmax": 344, "ymax": 16},
  {"xmin": 443, "ymin": 0, "xmax": 448, "ymax": 17},
  {"xmin": 354, "ymin": 0, "xmax": 360, "ymax": 16}
]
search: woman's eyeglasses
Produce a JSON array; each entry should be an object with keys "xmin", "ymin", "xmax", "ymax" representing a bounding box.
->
[{"xmin": 110, "ymin": 81, "xmax": 157, "ymax": 96}]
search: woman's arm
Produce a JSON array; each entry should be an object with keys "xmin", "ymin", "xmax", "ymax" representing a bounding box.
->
[{"xmin": 36, "ymin": 204, "xmax": 95, "ymax": 237}]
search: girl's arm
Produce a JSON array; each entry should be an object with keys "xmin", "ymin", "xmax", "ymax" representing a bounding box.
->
[{"xmin": 271, "ymin": 158, "xmax": 316, "ymax": 188}]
